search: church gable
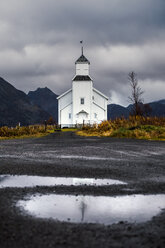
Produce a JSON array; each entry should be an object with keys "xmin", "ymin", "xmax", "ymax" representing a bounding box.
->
[
  {"xmin": 58, "ymin": 89, "xmax": 72, "ymax": 127},
  {"xmin": 58, "ymin": 89, "xmax": 72, "ymax": 111},
  {"xmin": 93, "ymin": 88, "xmax": 108, "ymax": 110}
]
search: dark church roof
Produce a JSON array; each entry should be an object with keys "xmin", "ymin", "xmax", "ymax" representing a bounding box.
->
[
  {"xmin": 75, "ymin": 54, "xmax": 90, "ymax": 64},
  {"xmin": 72, "ymin": 75, "xmax": 92, "ymax": 81}
]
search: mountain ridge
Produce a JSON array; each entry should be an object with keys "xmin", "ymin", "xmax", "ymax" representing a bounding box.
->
[
  {"xmin": 28, "ymin": 87, "xmax": 58, "ymax": 123},
  {"xmin": 0, "ymin": 77, "xmax": 50, "ymax": 126},
  {"xmin": 108, "ymin": 100, "xmax": 165, "ymax": 119}
]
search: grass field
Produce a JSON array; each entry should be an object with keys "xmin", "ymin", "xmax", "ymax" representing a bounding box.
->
[
  {"xmin": 0, "ymin": 125, "xmax": 54, "ymax": 139},
  {"xmin": 77, "ymin": 116, "xmax": 165, "ymax": 141},
  {"xmin": 1, "ymin": 116, "xmax": 165, "ymax": 141}
]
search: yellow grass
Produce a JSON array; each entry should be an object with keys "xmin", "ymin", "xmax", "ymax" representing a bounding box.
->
[
  {"xmin": 0, "ymin": 125, "xmax": 54, "ymax": 140},
  {"xmin": 77, "ymin": 116, "xmax": 165, "ymax": 141}
]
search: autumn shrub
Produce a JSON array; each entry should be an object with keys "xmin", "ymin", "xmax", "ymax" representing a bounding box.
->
[
  {"xmin": 97, "ymin": 121, "xmax": 111, "ymax": 132},
  {"xmin": 0, "ymin": 125, "xmax": 53, "ymax": 138},
  {"xmin": 82, "ymin": 124, "xmax": 92, "ymax": 131},
  {"xmin": 78, "ymin": 116, "xmax": 165, "ymax": 140},
  {"xmin": 82, "ymin": 123, "xmax": 98, "ymax": 133},
  {"xmin": 111, "ymin": 116, "xmax": 165, "ymax": 130}
]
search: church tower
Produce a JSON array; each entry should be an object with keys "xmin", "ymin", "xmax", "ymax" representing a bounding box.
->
[
  {"xmin": 72, "ymin": 47, "xmax": 93, "ymax": 125},
  {"xmin": 75, "ymin": 47, "xmax": 90, "ymax": 76}
]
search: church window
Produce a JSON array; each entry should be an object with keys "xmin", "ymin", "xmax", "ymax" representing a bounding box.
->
[
  {"xmin": 69, "ymin": 113, "xmax": 71, "ymax": 119},
  {"xmin": 80, "ymin": 98, "xmax": 84, "ymax": 104}
]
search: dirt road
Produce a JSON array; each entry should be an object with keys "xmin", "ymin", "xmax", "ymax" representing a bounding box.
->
[{"xmin": 0, "ymin": 132, "xmax": 165, "ymax": 247}]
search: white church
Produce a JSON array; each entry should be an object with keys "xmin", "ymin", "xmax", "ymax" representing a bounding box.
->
[{"xmin": 57, "ymin": 47, "xmax": 108, "ymax": 127}]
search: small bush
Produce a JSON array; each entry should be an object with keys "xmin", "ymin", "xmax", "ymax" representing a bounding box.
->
[
  {"xmin": 98, "ymin": 121, "xmax": 112, "ymax": 132},
  {"xmin": 78, "ymin": 116, "xmax": 165, "ymax": 140},
  {"xmin": 0, "ymin": 125, "xmax": 54, "ymax": 138}
]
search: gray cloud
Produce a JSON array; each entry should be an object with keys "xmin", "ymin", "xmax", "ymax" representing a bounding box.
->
[{"xmin": 0, "ymin": 0, "xmax": 165, "ymax": 105}]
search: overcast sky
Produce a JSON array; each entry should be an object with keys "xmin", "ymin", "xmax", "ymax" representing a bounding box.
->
[{"xmin": 0, "ymin": 0, "xmax": 165, "ymax": 106}]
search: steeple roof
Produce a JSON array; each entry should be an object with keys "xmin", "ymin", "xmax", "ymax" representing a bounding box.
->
[
  {"xmin": 72, "ymin": 75, "xmax": 92, "ymax": 81},
  {"xmin": 75, "ymin": 54, "xmax": 90, "ymax": 64}
]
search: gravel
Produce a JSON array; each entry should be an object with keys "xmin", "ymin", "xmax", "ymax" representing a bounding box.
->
[{"xmin": 0, "ymin": 132, "xmax": 165, "ymax": 248}]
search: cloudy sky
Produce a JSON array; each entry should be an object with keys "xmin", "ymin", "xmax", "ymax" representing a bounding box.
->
[{"xmin": 0, "ymin": 0, "xmax": 165, "ymax": 106}]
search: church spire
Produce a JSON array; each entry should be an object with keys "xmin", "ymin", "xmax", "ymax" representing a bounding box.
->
[
  {"xmin": 75, "ymin": 41, "xmax": 90, "ymax": 65},
  {"xmin": 80, "ymin": 40, "xmax": 83, "ymax": 55}
]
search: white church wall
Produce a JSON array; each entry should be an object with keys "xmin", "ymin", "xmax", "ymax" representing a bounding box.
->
[
  {"xmin": 58, "ymin": 90, "xmax": 72, "ymax": 126},
  {"xmin": 93, "ymin": 90, "xmax": 108, "ymax": 122},
  {"xmin": 93, "ymin": 89, "xmax": 106, "ymax": 110},
  {"xmin": 59, "ymin": 90, "xmax": 72, "ymax": 110},
  {"xmin": 72, "ymin": 80, "xmax": 93, "ymax": 124},
  {"xmin": 92, "ymin": 103, "xmax": 107, "ymax": 124},
  {"xmin": 60, "ymin": 103, "xmax": 72, "ymax": 127}
]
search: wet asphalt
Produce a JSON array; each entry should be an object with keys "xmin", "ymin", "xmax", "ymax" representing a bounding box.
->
[{"xmin": 0, "ymin": 132, "xmax": 165, "ymax": 248}]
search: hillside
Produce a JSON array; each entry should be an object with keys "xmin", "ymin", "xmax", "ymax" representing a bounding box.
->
[
  {"xmin": 28, "ymin": 87, "xmax": 58, "ymax": 123},
  {"xmin": 108, "ymin": 100, "xmax": 165, "ymax": 120},
  {"xmin": 0, "ymin": 77, "xmax": 50, "ymax": 126},
  {"xmin": 148, "ymin": 100, "xmax": 165, "ymax": 117},
  {"xmin": 107, "ymin": 104, "xmax": 129, "ymax": 120}
]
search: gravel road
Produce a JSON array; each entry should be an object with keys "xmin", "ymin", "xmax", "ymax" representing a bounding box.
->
[{"xmin": 0, "ymin": 132, "xmax": 165, "ymax": 248}]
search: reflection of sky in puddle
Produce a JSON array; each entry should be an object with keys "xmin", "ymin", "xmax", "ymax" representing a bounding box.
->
[
  {"xmin": 0, "ymin": 175, "xmax": 127, "ymax": 188},
  {"xmin": 0, "ymin": 154, "xmax": 123, "ymax": 161},
  {"xmin": 55, "ymin": 155, "xmax": 122, "ymax": 161},
  {"xmin": 18, "ymin": 194, "xmax": 165, "ymax": 225}
]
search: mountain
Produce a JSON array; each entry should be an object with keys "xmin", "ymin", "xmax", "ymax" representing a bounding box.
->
[
  {"xmin": 107, "ymin": 104, "xmax": 129, "ymax": 120},
  {"xmin": 0, "ymin": 77, "xmax": 50, "ymax": 126},
  {"xmin": 148, "ymin": 100, "xmax": 165, "ymax": 117},
  {"xmin": 28, "ymin": 87, "xmax": 58, "ymax": 123},
  {"xmin": 156, "ymin": 99, "xmax": 165, "ymax": 105},
  {"xmin": 108, "ymin": 100, "xmax": 165, "ymax": 119}
]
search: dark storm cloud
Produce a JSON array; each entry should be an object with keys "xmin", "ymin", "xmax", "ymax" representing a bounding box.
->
[
  {"xmin": 0, "ymin": 0, "xmax": 165, "ymax": 105},
  {"xmin": 1, "ymin": 0, "xmax": 165, "ymax": 46}
]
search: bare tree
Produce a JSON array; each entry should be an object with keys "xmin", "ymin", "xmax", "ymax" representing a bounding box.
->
[{"xmin": 128, "ymin": 71, "xmax": 144, "ymax": 116}]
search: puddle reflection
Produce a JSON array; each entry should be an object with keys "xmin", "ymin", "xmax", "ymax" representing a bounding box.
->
[
  {"xmin": 0, "ymin": 175, "xmax": 127, "ymax": 188},
  {"xmin": 18, "ymin": 194, "xmax": 165, "ymax": 225}
]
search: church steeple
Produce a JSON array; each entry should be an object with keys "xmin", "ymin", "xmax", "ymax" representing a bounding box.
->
[
  {"xmin": 75, "ymin": 42, "xmax": 90, "ymax": 76},
  {"xmin": 75, "ymin": 41, "xmax": 90, "ymax": 65},
  {"xmin": 75, "ymin": 54, "xmax": 90, "ymax": 64}
]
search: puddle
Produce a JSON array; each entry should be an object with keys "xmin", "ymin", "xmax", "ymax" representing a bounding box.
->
[
  {"xmin": 0, "ymin": 175, "xmax": 127, "ymax": 188},
  {"xmin": 0, "ymin": 154, "xmax": 123, "ymax": 161},
  {"xmin": 55, "ymin": 155, "xmax": 123, "ymax": 161},
  {"xmin": 18, "ymin": 194, "xmax": 165, "ymax": 225}
]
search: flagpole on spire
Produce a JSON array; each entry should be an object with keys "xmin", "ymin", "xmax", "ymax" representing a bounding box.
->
[{"xmin": 80, "ymin": 40, "xmax": 83, "ymax": 55}]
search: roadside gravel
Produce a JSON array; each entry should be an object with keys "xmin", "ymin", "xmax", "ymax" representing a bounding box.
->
[{"xmin": 0, "ymin": 132, "xmax": 165, "ymax": 248}]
